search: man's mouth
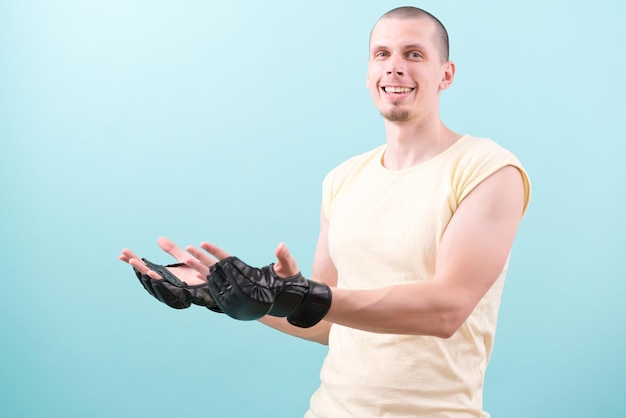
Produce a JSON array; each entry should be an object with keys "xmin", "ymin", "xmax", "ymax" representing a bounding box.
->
[{"xmin": 383, "ymin": 87, "xmax": 414, "ymax": 93}]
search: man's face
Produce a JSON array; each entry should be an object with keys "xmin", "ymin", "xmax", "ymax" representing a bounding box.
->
[{"xmin": 367, "ymin": 17, "xmax": 453, "ymax": 123}]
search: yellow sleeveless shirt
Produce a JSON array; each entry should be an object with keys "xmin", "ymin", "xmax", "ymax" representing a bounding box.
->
[{"xmin": 305, "ymin": 135, "xmax": 531, "ymax": 418}]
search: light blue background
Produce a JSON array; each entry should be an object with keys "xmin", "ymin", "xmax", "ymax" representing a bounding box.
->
[{"xmin": 1, "ymin": 1, "xmax": 624, "ymax": 417}]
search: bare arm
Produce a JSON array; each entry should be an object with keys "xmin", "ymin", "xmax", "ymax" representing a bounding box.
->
[
  {"xmin": 129, "ymin": 166, "xmax": 523, "ymax": 341},
  {"xmin": 324, "ymin": 165, "xmax": 526, "ymax": 338}
]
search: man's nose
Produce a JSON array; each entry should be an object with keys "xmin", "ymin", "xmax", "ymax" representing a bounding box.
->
[{"xmin": 386, "ymin": 57, "xmax": 405, "ymax": 76}]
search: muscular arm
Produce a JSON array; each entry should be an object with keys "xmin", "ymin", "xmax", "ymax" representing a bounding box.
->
[
  {"xmin": 259, "ymin": 204, "xmax": 338, "ymax": 345},
  {"xmin": 195, "ymin": 165, "xmax": 524, "ymax": 341},
  {"xmin": 324, "ymin": 165, "xmax": 526, "ymax": 338}
]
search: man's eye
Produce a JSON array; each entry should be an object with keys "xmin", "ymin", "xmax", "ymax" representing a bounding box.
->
[
  {"xmin": 375, "ymin": 51, "xmax": 389, "ymax": 58},
  {"xmin": 408, "ymin": 52, "xmax": 422, "ymax": 58}
]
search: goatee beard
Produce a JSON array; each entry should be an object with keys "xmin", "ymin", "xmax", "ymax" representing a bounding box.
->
[{"xmin": 381, "ymin": 108, "xmax": 413, "ymax": 122}]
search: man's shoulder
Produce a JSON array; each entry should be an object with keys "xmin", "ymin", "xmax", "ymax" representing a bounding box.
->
[
  {"xmin": 321, "ymin": 145, "xmax": 385, "ymax": 198},
  {"xmin": 453, "ymin": 135, "xmax": 521, "ymax": 163},
  {"xmin": 327, "ymin": 145, "xmax": 386, "ymax": 176}
]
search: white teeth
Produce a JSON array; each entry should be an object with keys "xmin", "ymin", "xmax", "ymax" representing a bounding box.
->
[{"xmin": 384, "ymin": 87, "xmax": 413, "ymax": 93}]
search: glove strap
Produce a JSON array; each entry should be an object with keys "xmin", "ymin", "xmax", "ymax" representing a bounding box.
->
[
  {"xmin": 287, "ymin": 281, "xmax": 332, "ymax": 328},
  {"xmin": 142, "ymin": 258, "xmax": 188, "ymax": 286}
]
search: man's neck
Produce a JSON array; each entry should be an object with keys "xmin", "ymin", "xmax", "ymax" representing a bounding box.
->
[{"xmin": 382, "ymin": 119, "xmax": 461, "ymax": 171}]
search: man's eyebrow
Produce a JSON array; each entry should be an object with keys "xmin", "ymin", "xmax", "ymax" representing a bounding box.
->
[
  {"xmin": 370, "ymin": 43, "xmax": 428, "ymax": 51},
  {"xmin": 402, "ymin": 43, "xmax": 427, "ymax": 50},
  {"xmin": 370, "ymin": 43, "xmax": 388, "ymax": 50}
]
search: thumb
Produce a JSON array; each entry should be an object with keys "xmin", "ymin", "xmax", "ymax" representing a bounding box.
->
[{"xmin": 273, "ymin": 242, "xmax": 300, "ymax": 278}]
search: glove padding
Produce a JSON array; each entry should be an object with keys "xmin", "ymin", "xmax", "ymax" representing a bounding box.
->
[
  {"xmin": 207, "ymin": 256, "xmax": 331, "ymax": 328},
  {"xmin": 134, "ymin": 258, "xmax": 222, "ymax": 312}
]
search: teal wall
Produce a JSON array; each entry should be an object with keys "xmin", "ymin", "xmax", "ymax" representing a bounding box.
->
[{"xmin": 1, "ymin": 1, "xmax": 624, "ymax": 417}]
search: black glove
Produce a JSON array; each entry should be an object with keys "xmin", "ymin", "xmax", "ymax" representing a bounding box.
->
[
  {"xmin": 133, "ymin": 258, "xmax": 222, "ymax": 312},
  {"xmin": 207, "ymin": 256, "xmax": 331, "ymax": 328}
]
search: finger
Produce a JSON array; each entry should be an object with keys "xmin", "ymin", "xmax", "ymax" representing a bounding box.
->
[
  {"xmin": 128, "ymin": 258, "xmax": 163, "ymax": 280},
  {"xmin": 199, "ymin": 242, "xmax": 232, "ymax": 260},
  {"xmin": 119, "ymin": 248, "xmax": 141, "ymax": 263},
  {"xmin": 185, "ymin": 245, "xmax": 218, "ymax": 268},
  {"xmin": 185, "ymin": 257, "xmax": 211, "ymax": 277},
  {"xmin": 273, "ymin": 242, "xmax": 300, "ymax": 277},
  {"xmin": 157, "ymin": 236, "xmax": 193, "ymax": 263}
]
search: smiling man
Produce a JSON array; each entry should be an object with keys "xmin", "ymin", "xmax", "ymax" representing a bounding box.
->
[
  {"xmin": 368, "ymin": 7, "xmax": 451, "ymax": 125},
  {"xmin": 121, "ymin": 6, "xmax": 531, "ymax": 417}
]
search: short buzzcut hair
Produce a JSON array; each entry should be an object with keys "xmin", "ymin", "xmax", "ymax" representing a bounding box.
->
[{"xmin": 375, "ymin": 6, "xmax": 450, "ymax": 62}]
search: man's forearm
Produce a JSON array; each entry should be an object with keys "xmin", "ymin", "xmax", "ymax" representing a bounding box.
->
[
  {"xmin": 325, "ymin": 282, "xmax": 470, "ymax": 338},
  {"xmin": 259, "ymin": 315, "xmax": 332, "ymax": 345}
]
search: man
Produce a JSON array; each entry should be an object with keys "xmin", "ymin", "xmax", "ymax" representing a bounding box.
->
[{"xmin": 120, "ymin": 6, "xmax": 530, "ymax": 417}]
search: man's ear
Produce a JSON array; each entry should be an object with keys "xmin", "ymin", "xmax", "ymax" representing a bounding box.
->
[{"xmin": 439, "ymin": 60, "xmax": 456, "ymax": 91}]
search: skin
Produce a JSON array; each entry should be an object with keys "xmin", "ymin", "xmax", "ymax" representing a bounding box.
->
[{"xmin": 119, "ymin": 16, "xmax": 526, "ymax": 344}]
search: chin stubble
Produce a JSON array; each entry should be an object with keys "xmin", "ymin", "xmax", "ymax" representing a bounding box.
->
[{"xmin": 380, "ymin": 108, "xmax": 413, "ymax": 122}]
